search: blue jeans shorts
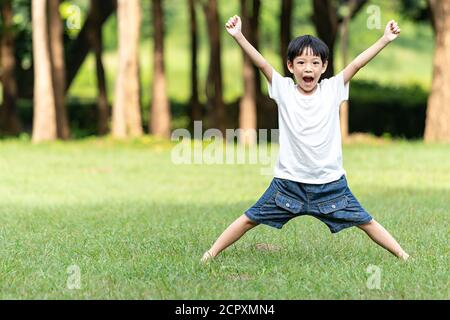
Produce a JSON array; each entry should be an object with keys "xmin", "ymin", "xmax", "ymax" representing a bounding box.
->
[{"xmin": 244, "ymin": 175, "xmax": 373, "ymax": 233}]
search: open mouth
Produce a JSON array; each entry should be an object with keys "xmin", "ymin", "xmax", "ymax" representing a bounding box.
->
[{"xmin": 302, "ymin": 76, "xmax": 314, "ymax": 84}]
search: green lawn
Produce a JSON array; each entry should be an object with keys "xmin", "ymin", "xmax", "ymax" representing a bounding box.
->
[{"xmin": 0, "ymin": 137, "xmax": 448, "ymax": 299}]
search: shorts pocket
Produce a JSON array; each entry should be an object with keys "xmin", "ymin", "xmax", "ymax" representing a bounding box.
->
[
  {"xmin": 275, "ymin": 192, "xmax": 303, "ymax": 214},
  {"xmin": 318, "ymin": 196, "xmax": 348, "ymax": 214}
]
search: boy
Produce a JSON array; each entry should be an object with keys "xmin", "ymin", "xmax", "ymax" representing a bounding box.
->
[{"xmin": 201, "ymin": 15, "xmax": 409, "ymax": 262}]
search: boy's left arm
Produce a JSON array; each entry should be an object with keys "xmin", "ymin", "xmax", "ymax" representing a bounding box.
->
[{"xmin": 343, "ymin": 20, "xmax": 401, "ymax": 84}]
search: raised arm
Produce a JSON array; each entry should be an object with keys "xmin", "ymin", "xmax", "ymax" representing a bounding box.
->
[
  {"xmin": 343, "ymin": 20, "xmax": 401, "ymax": 84},
  {"xmin": 225, "ymin": 15, "xmax": 273, "ymax": 83}
]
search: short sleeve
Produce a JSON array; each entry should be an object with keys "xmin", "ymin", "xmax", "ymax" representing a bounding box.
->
[
  {"xmin": 335, "ymin": 71, "xmax": 349, "ymax": 103},
  {"xmin": 268, "ymin": 68, "xmax": 286, "ymax": 102}
]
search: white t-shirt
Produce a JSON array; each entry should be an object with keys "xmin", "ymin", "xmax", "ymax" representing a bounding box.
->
[{"xmin": 268, "ymin": 69, "xmax": 349, "ymax": 184}]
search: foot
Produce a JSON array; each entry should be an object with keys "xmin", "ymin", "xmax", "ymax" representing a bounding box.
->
[
  {"xmin": 398, "ymin": 251, "xmax": 410, "ymax": 262},
  {"xmin": 200, "ymin": 250, "xmax": 214, "ymax": 263}
]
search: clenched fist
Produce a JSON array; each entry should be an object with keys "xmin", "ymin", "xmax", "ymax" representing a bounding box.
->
[
  {"xmin": 384, "ymin": 20, "xmax": 401, "ymax": 42},
  {"xmin": 225, "ymin": 15, "xmax": 242, "ymax": 37}
]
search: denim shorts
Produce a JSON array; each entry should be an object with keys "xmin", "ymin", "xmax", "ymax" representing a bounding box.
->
[{"xmin": 244, "ymin": 175, "xmax": 373, "ymax": 233}]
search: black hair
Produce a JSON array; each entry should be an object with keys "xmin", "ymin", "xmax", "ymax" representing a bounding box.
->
[{"xmin": 287, "ymin": 35, "xmax": 329, "ymax": 64}]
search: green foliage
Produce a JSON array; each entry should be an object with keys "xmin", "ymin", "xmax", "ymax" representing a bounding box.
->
[
  {"xmin": 60, "ymin": 0, "xmax": 88, "ymax": 39},
  {"xmin": 1, "ymin": 0, "xmax": 436, "ymax": 137},
  {"xmin": 349, "ymin": 80, "xmax": 428, "ymax": 138},
  {"xmin": 351, "ymin": 80, "xmax": 428, "ymax": 107},
  {"xmin": 10, "ymin": 0, "xmax": 32, "ymax": 72},
  {"xmin": 399, "ymin": 0, "xmax": 430, "ymax": 22}
]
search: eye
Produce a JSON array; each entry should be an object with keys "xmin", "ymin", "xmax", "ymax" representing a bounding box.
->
[
  {"xmin": 313, "ymin": 61, "xmax": 320, "ymax": 65},
  {"xmin": 297, "ymin": 61, "xmax": 304, "ymax": 64}
]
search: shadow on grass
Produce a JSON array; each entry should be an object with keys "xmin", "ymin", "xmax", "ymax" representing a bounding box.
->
[{"xmin": 0, "ymin": 186, "xmax": 447, "ymax": 298}]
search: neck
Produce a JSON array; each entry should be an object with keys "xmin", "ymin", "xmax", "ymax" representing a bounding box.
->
[{"xmin": 296, "ymin": 84, "xmax": 318, "ymax": 96}]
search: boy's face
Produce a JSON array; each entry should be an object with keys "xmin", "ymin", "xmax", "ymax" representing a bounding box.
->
[{"xmin": 287, "ymin": 47, "xmax": 328, "ymax": 94}]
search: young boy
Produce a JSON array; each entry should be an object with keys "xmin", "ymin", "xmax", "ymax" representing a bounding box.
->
[{"xmin": 201, "ymin": 15, "xmax": 409, "ymax": 262}]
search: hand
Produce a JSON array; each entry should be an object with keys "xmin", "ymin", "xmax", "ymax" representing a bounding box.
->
[
  {"xmin": 225, "ymin": 15, "xmax": 242, "ymax": 37},
  {"xmin": 384, "ymin": 20, "xmax": 401, "ymax": 42}
]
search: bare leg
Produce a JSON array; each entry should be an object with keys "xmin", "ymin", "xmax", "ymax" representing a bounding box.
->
[
  {"xmin": 357, "ymin": 219, "xmax": 409, "ymax": 261},
  {"xmin": 201, "ymin": 214, "xmax": 259, "ymax": 262}
]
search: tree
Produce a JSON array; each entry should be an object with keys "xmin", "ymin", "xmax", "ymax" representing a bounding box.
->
[
  {"xmin": 311, "ymin": 0, "xmax": 368, "ymax": 79},
  {"xmin": 17, "ymin": 0, "xmax": 116, "ymax": 99},
  {"xmin": 150, "ymin": 0, "xmax": 171, "ymax": 138},
  {"xmin": 339, "ymin": 0, "xmax": 358, "ymax": 141},
  {"xmin": 239, "ymin": 0, "xmax": 257, "ymax": 145},
  {"xmin": 188, "ymin": 0, "xmax": 202, "ymax": 124},
  {"xmin": 424, "ymin": 0, "xmax": 450, "ymax": 142},
  {"xmin": 31, "ymin": 0, "xmax": 57, "ymax": 142},
  {"xmin": 87, "ymin": 0, "xmax": 110, "ymax": 135},
  {"xmin": 248, "ymin": 0, "xmax": 270, "ymax": 131},
  {"xmin": 65, "ymin": 0, "xmax": 116, "ymax": 93},
  {"xmin": 250, "ymin": 0, "xmax": 262, "ymax": 101},
  {"xmin": 280, "ymin": 0, "xmax": 293, "ymax": 77},
  {"xmin": 48, "ymin": 0, "xmax": 70, "ymax": 139},
  {"xmin": 310, "ymin": 0, "xmax": 367, "ymax": 141},
  {"xmin": 0, "ymin": 0, "xmax": 21, "ymax": 135},
  {"xmin": 311, "ymin": 0, "xmax": 338, "ymax": 79},
  {"xmin": 112, "ymin": 0, "xmax": 143, "ymax": 138},
  {"xmin": 202, "ymin": 0, "xmax": 225, "ymax": 134}
]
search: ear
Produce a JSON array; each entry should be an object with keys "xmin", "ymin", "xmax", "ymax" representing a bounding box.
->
[
  {"xmin": 321, "ymin": 60, "xmax": 328, "ymax": 74},
  {"xmin": 287, "ymin": 61, "xmax": 294, "ymax": 74}
]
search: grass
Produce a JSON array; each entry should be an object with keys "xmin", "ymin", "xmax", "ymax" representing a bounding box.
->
[{"xmin": 0, "ymin": 137, "xmax": 448, "ymax": 299}]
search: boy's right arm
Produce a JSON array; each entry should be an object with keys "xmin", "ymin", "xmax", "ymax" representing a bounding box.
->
[{"xmin": 225, "ymin": 15, "xmax": 273, "ymax": 84}]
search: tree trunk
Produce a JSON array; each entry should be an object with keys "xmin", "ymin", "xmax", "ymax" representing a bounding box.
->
[
  {"xmin": 65, "ymin": 0, "xmax": 116, "ymax": 93},
  {"xmin": 250, "ymin": 0, "xmax": 262, "ymax": 101},
  {"xmin": 311, "ymin": 0, "xmax": 368, "ymax": 136},
  {"xmin": 339, "ymin": 0, "xmax": 358, "ymax": 142},
  {"xmin": 32, "ymin": 0, "xmax": 57, "ymax": 143},
  {"xmin": 280, "ymin": 0, "xmax": 293, "ymax": 77},
  {"xmin": 0, "ymin": 0, "xmax": 21, "ymax": 135},
  {"xmin": 150, "ymin": 0, "xmax": 171, "ymax": 138},
  {"xmin": 239, "ymin": 0, "xmax": 257, "ymax": 145},
  {"xmin": 311, "ymin": 0, "xmax": 338, "ymax": 79},
  {"xmin": 17, "ymin": 0, "xmax": 116, "ymax": 99},
  {"xmin": 250, "ymin": 0, "xmax": 269, "ymax": 130},
  {"xmin": 202, "ymin": 0, "xmax": 225, "ymax": 134},
  {"xmin": 113, "ymin": 0, "xmax": 143, "ymax": 138},
  {"xmin": 48, "ymin": 0, "xmax": 70, "ymax": 139},
  {"xmin": 188, "ymin": 0, "xmax": 202, "ymax": 124},
  {"xmin": 424, "ymin": 0, "xmax": 450, "ymax": 142},
  {"xmin": 88, "ymin": 0, "xmax": 109, "ymax": 135},
  {"xmin": 311, "ymin": 0, "xmax": 368, "ymax": 80}
]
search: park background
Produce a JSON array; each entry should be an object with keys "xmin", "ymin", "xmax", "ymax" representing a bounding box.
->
[{"xmin": 0, "ymin": 0, "xmax": 448, "ymax": 299}]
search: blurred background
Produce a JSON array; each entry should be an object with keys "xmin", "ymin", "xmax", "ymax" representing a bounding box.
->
[{"xmin": 0, "ymin": 0, "xmax": 448, "ymax": 143}]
